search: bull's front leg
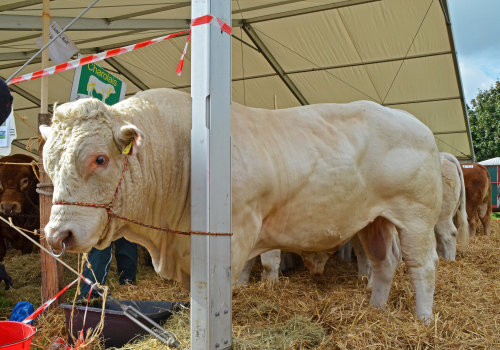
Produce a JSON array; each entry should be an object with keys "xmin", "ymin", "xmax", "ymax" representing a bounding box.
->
[
  {"xmin": 236, "ymin": 250, "xmax": 282, "ymax": 285},
  {"xmin": 260, "ymin": 250, "xmax": 281, "ymax": 280},
  {"xmin": 231, "ymin": 208, "xmax": 265, "ymax": 285},
  {"xmin": 0, "ymin": 263, "xmax": 13, "ymax": 290},
  {"xmin": 236, "ymin": 257, "xmax": 256, "ymax": 286}
]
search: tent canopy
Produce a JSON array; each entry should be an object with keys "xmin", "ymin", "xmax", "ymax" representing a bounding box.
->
[
  {"xmin": 479, "ymin": 158, "xmax": 500, "ymax": 166},
  {"xmin": 0, "ymin": 0, "xmax": 474, "ymax": 160}
]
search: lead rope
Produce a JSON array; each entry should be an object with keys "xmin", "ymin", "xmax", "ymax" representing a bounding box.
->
[
  {"xmin": 0, "ymin": 215, "xmax": 182, "ymax": 349},
  {"xmin": 0, "ymin": 214, "xmax": 112, "ymax": 349}
]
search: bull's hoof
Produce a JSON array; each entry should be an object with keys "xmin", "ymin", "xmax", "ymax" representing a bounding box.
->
[{"xmin": 417, "ymin": 312, "xmax": 434, "ymax": 325}]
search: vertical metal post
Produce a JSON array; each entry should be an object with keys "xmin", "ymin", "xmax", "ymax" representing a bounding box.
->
[
  {"xmin": 190, "ymin": 1, "xmax": 232, "ymax": 350},
  {"xmin": 39, "ymin": 0, "xmax": 64, "ymax": 306}
]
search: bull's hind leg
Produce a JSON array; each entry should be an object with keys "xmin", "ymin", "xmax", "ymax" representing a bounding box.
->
[
  {"xmin": 237, "ymin": 249, "xmax": 281, "ymax": 285},
  {"xmin": 398, "ymin": 222, "xmax": 438, "ymax": 322},
  {"xmin": 479, "ymin": 202, "xmax": 491, "ymax": 235},
  {"xmin": 468, "ymin": 211, "xmax": 480, "ymax": 236},
  {"xmin": 357, "ymin": 218, "xmax": 399, "ymax": 308}
]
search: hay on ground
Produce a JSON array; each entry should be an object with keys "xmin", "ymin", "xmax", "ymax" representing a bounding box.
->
[{"xmin": 0, "ymin": 221, "xmax": 498, "ymax": 349}]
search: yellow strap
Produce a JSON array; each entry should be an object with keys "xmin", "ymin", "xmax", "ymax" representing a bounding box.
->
[{"xmin": 122, "ymin": 141, "xmax": 133, "ymax": 155}]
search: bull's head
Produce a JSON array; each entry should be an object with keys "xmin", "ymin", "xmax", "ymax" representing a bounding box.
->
[
  {"xmin": 39, "ymin": 98, "xmax": 144, "ymax": 253},
  {"xmin": 0, "ymin": 160, "xmax": 36, "ymax": 215}
]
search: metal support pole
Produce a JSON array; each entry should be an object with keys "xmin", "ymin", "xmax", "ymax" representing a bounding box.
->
[
  {"xmin": 6, "ymin": 0, "xmax": 100, "ymax": 83},
  {"xmin": 39, "ymin": 0, "xmax": 64, "ymax": 307},
  {"xmin": 190, "ymin": 0, "xmax": 232, "ymax": 349}
]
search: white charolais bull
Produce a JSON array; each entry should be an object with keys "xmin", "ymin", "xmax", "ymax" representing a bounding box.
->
[{"xmin": 40, "ymin": 88, "xmax": 442, "ymax": 321}]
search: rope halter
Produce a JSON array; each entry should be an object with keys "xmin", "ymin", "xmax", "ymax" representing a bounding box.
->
[{"xmin": 49, "ymin": 143, "xmax": 231, "ymax": 257}]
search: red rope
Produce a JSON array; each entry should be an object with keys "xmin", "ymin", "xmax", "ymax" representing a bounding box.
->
[{"xmin": 54, "ymin": 156, "xmax": 232, "ymax": 237}]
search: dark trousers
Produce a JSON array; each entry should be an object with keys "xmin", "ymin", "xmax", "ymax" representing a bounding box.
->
[{"xmin": 80, "ymin": 237, "xmax": 138, "ymax": 298}]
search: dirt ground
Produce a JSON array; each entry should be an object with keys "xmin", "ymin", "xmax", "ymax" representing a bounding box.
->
[{"xmin": 0, "ymin": 219, "xmax": 499, "ymax": 349}]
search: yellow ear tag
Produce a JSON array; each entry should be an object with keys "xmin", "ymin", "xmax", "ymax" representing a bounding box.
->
[{"xmin": 122, "ymin": 141, "xmax": 133, "ymax": 155}]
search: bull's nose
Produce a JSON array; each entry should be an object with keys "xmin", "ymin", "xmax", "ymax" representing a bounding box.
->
[
  {"xmin": 46, "ymin": 228, "xmax": 72, "ymax": 251},
  {"xmin": 1, "ymin": 202, "xmax": 20, "ymax": 214}
]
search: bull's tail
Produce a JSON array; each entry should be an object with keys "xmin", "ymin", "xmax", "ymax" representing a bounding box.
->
[{"xmin": 441, "ymin": 153, "xmax": 469, "ymax": 249}]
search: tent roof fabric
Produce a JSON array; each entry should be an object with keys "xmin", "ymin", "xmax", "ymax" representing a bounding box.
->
[
  {"xmin": 0, "ymin": 0, "xmax": 474, "ymax": 160},
  {"xmin": 479, "ymin": 158, "xmax": 500, "ymax": 166}
]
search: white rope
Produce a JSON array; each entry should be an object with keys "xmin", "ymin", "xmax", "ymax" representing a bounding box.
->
[
  {"xmin": 0, "ymin": 214, "xmax": 92, "ymax": 286},
  {"xmin": 36, "ymin": 183, "xmax": 54, "ymax": 196}
]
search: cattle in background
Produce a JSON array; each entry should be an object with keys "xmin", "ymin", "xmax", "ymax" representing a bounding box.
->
[
  {"xmin": 40, "ymin": 88, "xmax": 442, "ymax": 321},
  {"xmin": 0, "ymin": 154, "xmax": 40, "ymax": 289},
  {"xmin": 462, "ymin": 163, "xmax": 492, "ymax": 236},
  {"xmin": 241, "ymin": 241, "xmax": 354, "ymax": 283},
  {"xmin": 434, "ymin": 153, "xmax": 469, "ymax": 260}
]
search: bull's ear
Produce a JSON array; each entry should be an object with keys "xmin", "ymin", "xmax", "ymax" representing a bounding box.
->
[
  {"xmin": 114, "ymin": 123, "xmax": 144, "ymax": 156},
  {"xmin": 39, "ymin": 125, "xmax": 53, "ymax": 140}
]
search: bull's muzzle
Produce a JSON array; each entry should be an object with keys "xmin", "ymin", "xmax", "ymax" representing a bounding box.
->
[
  {"xmin": 0, "ymin": 201, "xmax": 21, "ymax": 215},
  {"xmin": 46, "ymin": 227, "xmax": 71, "ymax": 254}
]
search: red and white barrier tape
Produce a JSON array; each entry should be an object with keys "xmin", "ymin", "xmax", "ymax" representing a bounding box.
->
[
  {"xmin": 22, "ymin": 277, "xmax": 80, "ymax": 324},
  {"xmin": 9, "ymin": 15, "xmax": 231, "ymax": 85},
  {"xmin": 8, "ymin": 31, "xmax": 188, "ymax": 85},
  {"xmin": 176, "ymin": 15, "xmax": 232, "ymax": 75}
]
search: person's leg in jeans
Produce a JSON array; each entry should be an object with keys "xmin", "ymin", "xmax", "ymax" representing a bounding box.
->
[
  {"xmin": 80, "ymin": 246, "xmax": 113, "ymax": 298},
  {"xmin": 114, "ymin": 237, "xmax": 138, "ymax": 285}
]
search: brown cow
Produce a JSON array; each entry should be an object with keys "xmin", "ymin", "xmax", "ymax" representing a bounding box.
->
[
  {"xmin": 0, "ymin": 154, "xmax": 40, "ymax": 289},
  {"xmin": 461, "ymin": 163, "xmax": 492, "ymax": 236}
]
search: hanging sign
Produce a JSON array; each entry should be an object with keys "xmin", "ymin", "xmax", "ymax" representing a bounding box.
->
[
  {"xmin": 36, "ymin": 21, "xmax": 79, "ymax": 65},
  {"xmin": 70, "ymin": 63, "xmax": 126, "ymax": 105}
]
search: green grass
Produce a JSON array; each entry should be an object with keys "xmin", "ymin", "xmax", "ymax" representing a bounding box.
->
[{"xmin": 492, "ymin": 212, "xmax": 500, "ymax": 220}]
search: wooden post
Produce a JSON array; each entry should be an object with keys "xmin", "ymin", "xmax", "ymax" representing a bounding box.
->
[{"xmin": 39, "ymin": 0, "xmax": 64, "ymax": 305}]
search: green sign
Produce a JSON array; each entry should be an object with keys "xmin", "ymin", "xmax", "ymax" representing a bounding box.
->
[{"xmin": 70, "ymin": 63, "xmax": 126, "ymax": 105}]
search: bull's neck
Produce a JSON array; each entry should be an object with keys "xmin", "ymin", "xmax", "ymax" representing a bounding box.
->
[{"xmin": 130, "ymin": 113, "xmax": 191, "ymax": 233}]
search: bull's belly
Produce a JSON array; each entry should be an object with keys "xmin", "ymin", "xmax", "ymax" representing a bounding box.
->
[{"xmin": 255, "ymin": 206, "xmax": 372, "ymax": 253}]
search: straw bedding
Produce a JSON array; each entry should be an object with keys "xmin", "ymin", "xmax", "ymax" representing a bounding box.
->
[{"xmin": 0, "ymin": 220, "xmax": 498, "ymax": 349}]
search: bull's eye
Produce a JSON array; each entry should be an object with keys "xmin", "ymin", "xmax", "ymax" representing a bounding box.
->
[
  {"xmin": 88, "ymin": 154, "xmax": 109, "ymax": 172},
  {"xmin": 20, "ymin": 177, "xmax": 29, "ymax": 191},
  {"xmin": 96, "ymin": 156, "xmax": 107, "ymax": 166}
]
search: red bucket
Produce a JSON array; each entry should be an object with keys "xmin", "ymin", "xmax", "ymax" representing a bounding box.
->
[{"xmin": 0, "ymin": 321, "xmax": 37, "ymax": 349}]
